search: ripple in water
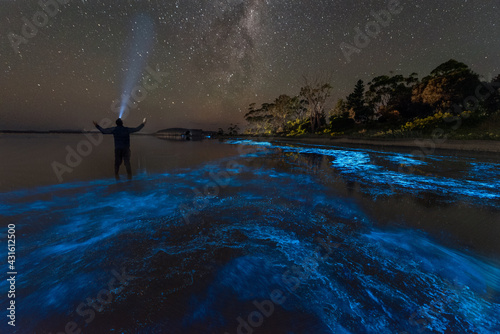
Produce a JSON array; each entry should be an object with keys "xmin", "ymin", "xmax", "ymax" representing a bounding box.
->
[{"xmin": 0, "ymin": 140, "xmax": 499, "ymax": 333}]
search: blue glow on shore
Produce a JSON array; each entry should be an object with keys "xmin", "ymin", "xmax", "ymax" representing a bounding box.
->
[
  {"xmin": 226, "ymin": 139, "xmax": 500, "ymax": 205},
  {"xmin": 1, "ymin": 141, "xmax": 499, "ymax": 332}
]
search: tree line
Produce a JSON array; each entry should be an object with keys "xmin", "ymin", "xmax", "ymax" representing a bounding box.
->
[{"xmin": 244, "ymin": 59, "xmax": 500, "ymax": 137}]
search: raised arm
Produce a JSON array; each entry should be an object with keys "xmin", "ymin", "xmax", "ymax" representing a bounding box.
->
[
  {"xmin": 128, "ymin": 118, "xmax": 147, "ymax": 134},
  {"xmin": 93, "ymin": 121, "xmax": 114, "ymax": 134}
]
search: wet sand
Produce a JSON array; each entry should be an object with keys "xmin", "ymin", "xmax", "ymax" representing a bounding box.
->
[{"xmin": 238, "ymin": 136, "xmax": 500, "ymax": 153}]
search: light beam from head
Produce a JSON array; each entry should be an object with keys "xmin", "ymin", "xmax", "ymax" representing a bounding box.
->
[{"xmin": 119, "ymin": 14, "xmax": 155, "ymax": 119}]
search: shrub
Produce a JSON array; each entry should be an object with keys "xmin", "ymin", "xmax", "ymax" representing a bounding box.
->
[
  {"xmin": 286, "ymin": 119, "xmax": 311, "ymax": 136},
  {"xmin": 329, "ymin": 116, "xmax": 355, "ymax": 131}
]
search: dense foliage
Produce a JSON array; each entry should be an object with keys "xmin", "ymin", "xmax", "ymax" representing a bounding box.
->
[{"xmin": 244, "ymin": 60, "xmax": 500, "ymax": 139}]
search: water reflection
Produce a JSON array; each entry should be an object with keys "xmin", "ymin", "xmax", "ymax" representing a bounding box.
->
[
  {"xmin": 0, "ymin": 138, "xmax": 499, "ymax": 333},
  {"xmin": 226, "ymin": 139, "xmax": 500, "ymax": 257},
  {"xmin": 155, "ymin": 134, "xmax": 204, "ymax": 142}
]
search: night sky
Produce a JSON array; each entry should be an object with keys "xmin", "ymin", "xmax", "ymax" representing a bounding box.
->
[{"xmin": 0, "ymin": 0, "xmax": 498, "ymax": 132}]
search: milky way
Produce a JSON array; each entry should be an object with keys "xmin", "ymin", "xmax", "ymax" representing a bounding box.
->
[{"xmin": 0, "ymin": 0, "xmax": 498, "ymax": 131}]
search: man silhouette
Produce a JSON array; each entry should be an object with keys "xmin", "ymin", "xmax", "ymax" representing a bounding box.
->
[{"xmin": 93, "ymin": 118, "xmax": 147, "ymax": 180}]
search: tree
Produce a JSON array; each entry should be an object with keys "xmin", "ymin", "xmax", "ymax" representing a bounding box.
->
[
  {"xmin": 294, "ymin": 98, "xmax": 309, "ymax": 120},
  {"xmin": 346, "ymin": 79, "xmax": 371, "ymax": 122},
  {"xmin": 300, "ymin": 78, "xmax": 332, "ymax": 133},
  {"xmin": 244, "ymin": 103, "xmax": 273, "ymax": 134},
  {"xmin": 269, "ymin": 95, "xmax": 301, "ymax": 134},
  {"xmin": 227, "ymin": 123, "xmax": 240, "ymax": 136},
  {"xmin": 366, "ymin": 73, "xmax": 418, "ymax": 120},
  {"xmin": 483, "ymin": 74, "xmax": 500, "ymax": 114},
  {"xmin": 329, "ymin": 99, "xmax": 355, "ymax": 131},
  {"xmin": 330, "ymin": 98, "xmax": 349, "ymax": 119},
  {"xmin": 412, "ymin": 59, "xmax": 480, "ymax": 112}
]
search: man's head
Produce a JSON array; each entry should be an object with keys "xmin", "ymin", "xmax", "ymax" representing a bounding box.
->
[{"xmin": 116, "ymin": 118, "xmax": 123, "ymax": 126}]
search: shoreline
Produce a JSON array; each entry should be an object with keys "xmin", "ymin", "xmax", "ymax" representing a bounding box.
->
[
  {"xmin": 231, "ymin": 136, "xmax": 500, "ymax": 153},
  {"xmin": 2, "ymin": 132, "xmax": 499, "ymax": 153}
]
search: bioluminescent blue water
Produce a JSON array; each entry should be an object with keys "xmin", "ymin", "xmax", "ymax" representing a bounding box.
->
[
  {"xmin": 227, "ymin": 139, "xmax": 500, "ymax": 204},
  {"xmin": 0, "ymin": 139, "xmax": 499, "ymax": 333},
  {"xmin": 118, "ymin": 14, "xmax": 155, "ymax": 118}
]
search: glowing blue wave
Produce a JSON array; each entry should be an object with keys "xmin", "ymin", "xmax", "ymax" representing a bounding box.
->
[
  {"xmin": 226, "ymin": 139, "xmax": 500, "ymax": 205},
  {"xmin": 1, "ymin": 142, "xmax": 499, "ymax": 333}
]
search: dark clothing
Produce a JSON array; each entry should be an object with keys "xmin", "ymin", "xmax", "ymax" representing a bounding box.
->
[
  {"xmin": 95, "ymin": 124, "xmax": 145, "ymax": 149},
  {"xmin": 115, "ymin": 148, "xmax": 131, "ymax": 177},
  {"xmin": 96, "ymin": 123, "xmax": 144, "ymax": 178}
]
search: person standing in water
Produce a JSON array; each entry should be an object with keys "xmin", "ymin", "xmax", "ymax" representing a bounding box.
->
[{"xmin": 93, "ymin": 118, "xmax": 147, "ymax": 180}]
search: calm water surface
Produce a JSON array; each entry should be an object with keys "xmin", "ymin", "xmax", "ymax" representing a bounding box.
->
[{"xmin": 0, "ymin": 134, "xmax": 499, "ymax": 333}]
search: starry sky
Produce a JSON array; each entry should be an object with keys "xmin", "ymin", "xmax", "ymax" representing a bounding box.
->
[{"xmin": 0, "ymin": 0, "xmax": 498, "ymax": 132}]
